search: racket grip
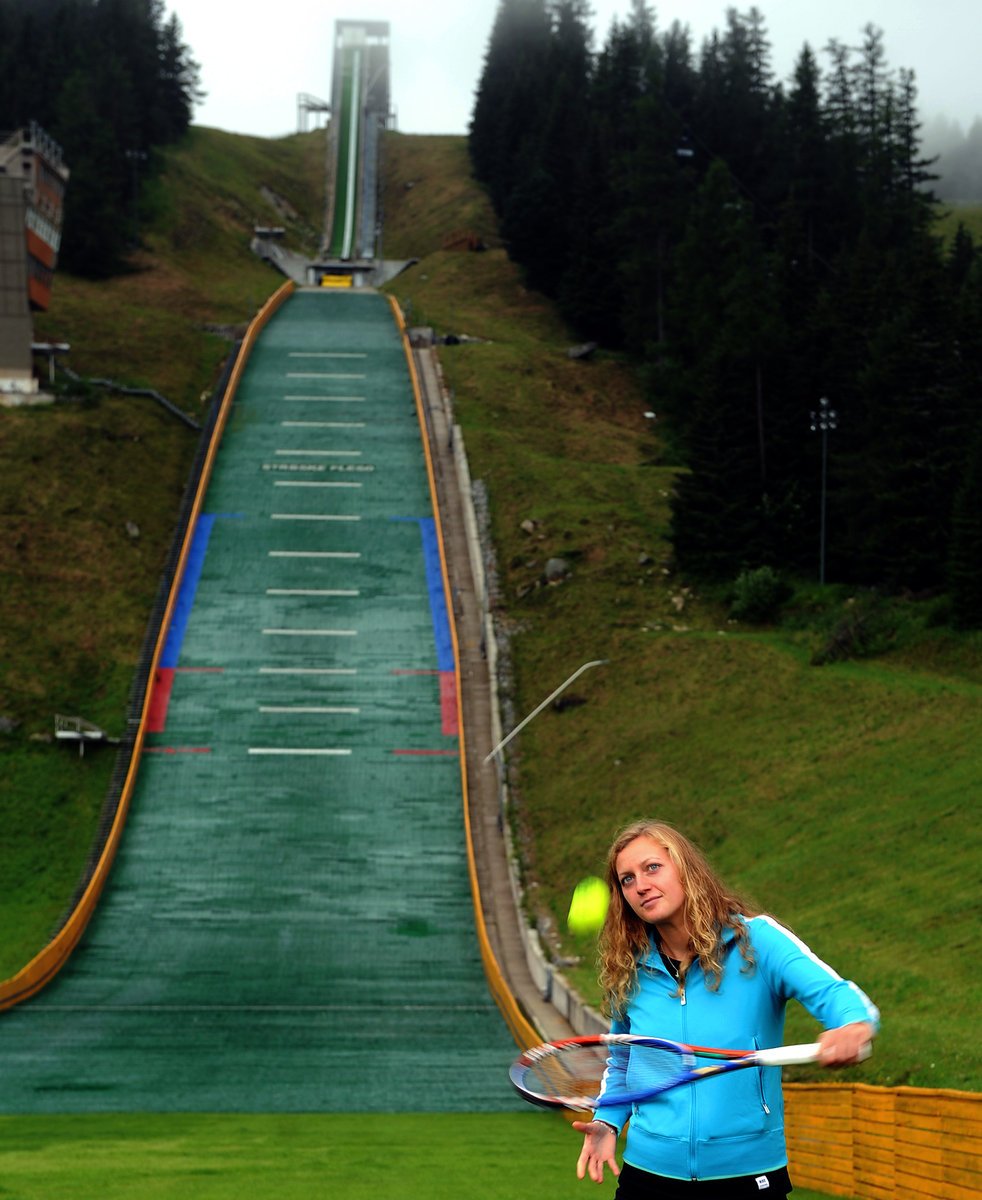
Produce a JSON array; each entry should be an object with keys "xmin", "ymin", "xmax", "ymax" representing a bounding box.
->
[
  {"xmin": 754, "ymin": 1042, "xmax": 822, "ymax": 1066},
  {"xmin": 755, "ymin": 1040, "xmax": 873, "ymax": 1067}
]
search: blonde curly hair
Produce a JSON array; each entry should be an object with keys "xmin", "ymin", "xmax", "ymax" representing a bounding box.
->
[{"xmin": 598, "ymin": 819, "xmax": 760, "ymax": 1019}]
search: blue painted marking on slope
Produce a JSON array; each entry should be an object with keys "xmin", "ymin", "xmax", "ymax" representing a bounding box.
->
[
  {"xmin": 419, "ymin": 517, "xmax": 454, "ymax": 672},
  {"xmin": 160, "ymin": 514, "xmax": 216, "ymax": 668},
  {"xmin": 389, "ymin": 516, "xmax": 454, "ymax": 671}
]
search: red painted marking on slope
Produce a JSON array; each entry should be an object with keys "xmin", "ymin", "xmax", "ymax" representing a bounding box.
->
[
  {"xmin": 440, "ymin": 670, "xmax": 459, "ymax": 736},
  {"xmin": 146, "ymin": 667, "xmax": 175, "ymax": 733},
  {"xmin": 147, "ymin": 667, "xmax": 225, "ymax": 734}
]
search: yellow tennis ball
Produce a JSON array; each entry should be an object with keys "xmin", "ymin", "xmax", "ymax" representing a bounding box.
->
[{"xmin": 567, "ymin": 876, "xmax": 609, "ymax": 935}]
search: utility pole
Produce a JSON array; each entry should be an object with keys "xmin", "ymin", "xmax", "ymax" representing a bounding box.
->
[{"xmin": 809, "ymin": 397, "xmax": 838, "ymax": 584}]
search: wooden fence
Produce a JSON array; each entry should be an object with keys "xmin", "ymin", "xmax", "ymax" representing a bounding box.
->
[{"xmin": 785, "ymin": 1082, "xmax": 981, "ymax": 1199}]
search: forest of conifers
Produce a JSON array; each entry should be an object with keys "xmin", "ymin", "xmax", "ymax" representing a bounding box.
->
[
  {"xmin": 0, "ymin": 0, "xmax": 199, "ymax": 275},
  {"xmin": 470, "ymin": 1, "xmax": 982, "ymax": 624}
]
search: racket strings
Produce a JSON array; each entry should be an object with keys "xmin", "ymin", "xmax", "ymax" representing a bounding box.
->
[
  {"xmin": 521, "ymin": 1042, "xmax": 683, "ymax": 1106},
  {"xmin": 523, "ymin": 1045, "xmax": 609, "ymax": 1103},
  {"xmin": 628, "ymin": 1044, "xmax": 688, "ymax": 1092}
]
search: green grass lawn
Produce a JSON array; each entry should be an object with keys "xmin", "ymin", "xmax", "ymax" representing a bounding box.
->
[{"xmin": 0, "ymin": 1113, "xmax": 840, "ymax": 1200}]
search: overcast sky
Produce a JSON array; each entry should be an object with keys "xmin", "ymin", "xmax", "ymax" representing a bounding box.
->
[{"xmin": 176, "ymin": 1, "xmax": 980, "ymax": 139}]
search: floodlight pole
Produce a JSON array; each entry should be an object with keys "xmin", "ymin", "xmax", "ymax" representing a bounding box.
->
[
  {"xmin": 809, "ymin": 397, "xmax": 838, "ymax": 585},
  {"xmin": 484, "ymin": 659, "xmax": 608, "ymax": 764}
]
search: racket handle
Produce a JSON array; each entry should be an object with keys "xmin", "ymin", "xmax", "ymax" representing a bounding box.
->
[
  {"xmin": 754, "ymin": 1042, "xmax": 822, "ymax": 1066},
  {"xmin": 755, "ymin": 1040, "xmax": 873, "ymax": 1067}
]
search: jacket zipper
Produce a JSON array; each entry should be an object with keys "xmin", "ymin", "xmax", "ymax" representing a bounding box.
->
[
  {"xmin": 675, "ymin": 967, "xmax": 695, "ymax": 1178},
  {"xmin": 753, "ymin": 1037, "xmax": 770, "ymax": 1114}
]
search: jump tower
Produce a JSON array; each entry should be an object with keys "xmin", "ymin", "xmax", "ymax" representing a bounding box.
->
[{"xmin": 318, "ymin": 19, "xmax": 392, "ymax": 286}]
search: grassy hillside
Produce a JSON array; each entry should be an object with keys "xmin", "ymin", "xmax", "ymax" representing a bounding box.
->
[
  {"xmin": 2, "ymin": 128, "xmax": 979, "ymax": 1100},
  {"xmin": 380, "ymin": 134, "xmax": 981, "ymax": 1093},
  {"xmin": 0, "ymin": 128, "xmax": 326, "ymax": 974},
  {"xmin": 934, "ymin": 200, "xmax": 982, "ymax": 246}
]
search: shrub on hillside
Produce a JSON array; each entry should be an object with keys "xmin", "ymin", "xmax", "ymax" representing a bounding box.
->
[
  {"xmin": 811, "ymin": 596, "xmax": 899, "ymax": 664},
  {"xmin": 729, "ymin": 566, "xmax": 792, "ymax": 623}
]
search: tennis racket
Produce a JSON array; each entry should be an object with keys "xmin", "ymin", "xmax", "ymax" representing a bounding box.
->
[{"xmin": 510, "ymin": 1035, "xmax": 864, "ymax": 1112}]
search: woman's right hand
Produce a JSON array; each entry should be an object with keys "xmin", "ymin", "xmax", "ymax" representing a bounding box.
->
[{"xmin": 573, "ymin": 1119, "xmax": 620, "ymax": 1184}]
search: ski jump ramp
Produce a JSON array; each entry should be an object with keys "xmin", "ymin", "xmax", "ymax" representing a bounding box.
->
[
  {"xmin": 0, "ymin": 287, "xmax": 526, "ymax": 1113},
  {"xmin": 323, "ymin": 20, "xmax": 391, "ymax": 270}
]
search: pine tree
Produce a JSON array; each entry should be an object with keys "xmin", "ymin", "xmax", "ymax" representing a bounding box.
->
[
  {"xmin": 157, "ymin": 13, "xmax": 202, "ymax": 139},
  {"xmin": 504, "ymin": 0, "xmax": 593, "ymax": 293},
  {"xmin": 661, "ymin": 19, "xmax": 697, "ymax": 114},
  {"xmin": 467, "ymin": 4, "xmax": 982, "ymax": 597},
  {"xmin": 694, "ymin": 9, "xmax": 782, "ymax": 214},
  {"xmin": 948, "ymin": 224, "xmax": 976, "ymax": 288},
  {"xmin": 783, "ymin": 45, "xmax": 831, "ymax": 268},
  {"xmin": 0, "ymin": 0, "xmax": 200, "ymax": 277},
  {"xmin": 55, "ymin": 67, "xmax": 129, "ymax": 276},
  {"xmin": 832, "ymin": 229, "xmax": 965, "ymax": 588},
  {"xmin": 470, "ymin": 0, "xmax": 553, "ymax": 210},
  {"xmin": 889, "ymin": 68, "xmax": 938, "ymax": 233},
  {"xmin": 820, "ymin": 37, "xmax": 864, "ymax": 252},
  {"xmin": 668, "ymin": 161, "xmax": 787, "ymax": 576},
  {"xmin": 557, "ymin": 14, "xmax": 647, "ymax": 339}
]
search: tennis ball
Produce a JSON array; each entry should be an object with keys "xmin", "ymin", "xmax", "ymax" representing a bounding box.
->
[{"xmin": 567, "ymin": 876, "xmax": 609, "ymax": 935}]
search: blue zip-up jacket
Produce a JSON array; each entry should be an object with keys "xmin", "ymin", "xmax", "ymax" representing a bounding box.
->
[{"xmin": 595, "ymin": 915, "xmax": 880, "ymax": 1182}]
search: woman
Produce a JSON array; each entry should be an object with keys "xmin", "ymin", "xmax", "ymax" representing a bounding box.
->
[{"xmin": 574, "ymin": 819, "xmax": 878, "ymax": 1197}]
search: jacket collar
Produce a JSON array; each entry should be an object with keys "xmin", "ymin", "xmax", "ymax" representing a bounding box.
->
[{"xmin": 639, "ymin": 917, "xmax": 743, "ymax": 971}]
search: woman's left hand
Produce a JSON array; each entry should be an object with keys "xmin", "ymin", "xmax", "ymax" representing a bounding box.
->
[{"xmin": 818, "ymin": 1022, "xmax": 875, "ymax": 1066}]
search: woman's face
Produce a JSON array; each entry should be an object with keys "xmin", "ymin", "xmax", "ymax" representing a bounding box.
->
[{"xmin": 614, "ymin": 835, "xmax": 686, "ymax": 927}]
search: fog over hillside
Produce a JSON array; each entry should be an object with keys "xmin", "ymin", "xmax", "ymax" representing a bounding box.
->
[{"xmin": 922, "ymin": 113, "xmax": 982, "ymax": 202}]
